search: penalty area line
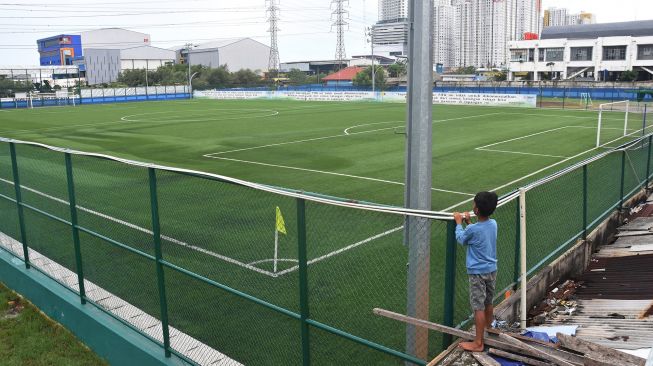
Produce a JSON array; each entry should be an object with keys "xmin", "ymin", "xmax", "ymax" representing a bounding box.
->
[{"xmin": 204, "ymin": 155, "xmax": 475, "ymax": 197}]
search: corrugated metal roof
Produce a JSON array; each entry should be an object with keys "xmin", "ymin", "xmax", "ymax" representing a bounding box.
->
[
  {"xmin": 322, "ymin": 66, "xmax": 366, "ymax": 81},
  {"xmin": 542, "ymin": 20, "xmax": 653, "ymax": 40}
]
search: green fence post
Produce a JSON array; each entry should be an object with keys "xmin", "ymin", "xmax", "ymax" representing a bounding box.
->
[
  {"xmin": 646, "ymin": 136, "xmax": 652, "ymax": 190},
  {"xmin": 9, "ymin": 143, "xmax": 29, "ymax": 268},
  {"xmin": 619, "ymin": 150, "xmax": 626, "ymax": 210},
  {"xmin": 582, "ymin": 165, "xmax": 588, "ymax": 240},
  {"xmin": 442, "ymin": 220, "xmax": 456, "ymax": 349},
  {"xmin": 148, "ymin": 168, "xmax": 171, "ymax": 358},
  {"xmin": 512, "ymin": 199, "xmax": 521, "ymax": 287},
  {"xmin": 297, "ymin": 198, "xmax": 310, "ymax": 366},
  {"xmin": 65, "ymin": 153, "xmax": 86, "ymax": 304}
]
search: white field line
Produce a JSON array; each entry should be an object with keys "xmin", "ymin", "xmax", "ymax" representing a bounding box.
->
[
  {"xmin": 343, "ymin": 121, "xmax": 401, "ymax": 135},
  {"xmin": 445, "ymin": 124, "xmax": 653, "ymax": 212},
  {"xmin": 476, "ymin": 126, "xmax": 570, "ymax": 150},
  {"xmin": 204, "ymin": 156, "xmax": 475, "ymax": 196},
  {"xmin": 273, "ymin": 226, "xmax": 404, "ymax": 277},
  {"xmin": 475, "ymin": 125, "xmax": 637, "ymax": 158},
  {"xmin": 204, "ymin": 112, "xmax": 502, "ymax": 157},
  {"xmin": 247, "ymin": 258, "xmax": 298, "ymax": 266},
  {"xmin": 120, "ymin": 108, "xmax": 280, "ymax": 123},
  {"xmin": 0, "ymin": 177, "xmax": 277, "ymax": 277},
  {"xmin": 0, "ymin": 177, "xmax": 405, "ymax": 278},
  {"xmin": 477, "ymin": 148, "xmax": 569, "ymax": 159},
  {"xmin": 0, "ymin": 108, "xmax": 281, "ymax": 136}
]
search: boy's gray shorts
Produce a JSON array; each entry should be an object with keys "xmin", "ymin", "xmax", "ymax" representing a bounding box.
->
[{"xmin": 468, "ymin": 271, "xmax": 497, "ymax": 311}]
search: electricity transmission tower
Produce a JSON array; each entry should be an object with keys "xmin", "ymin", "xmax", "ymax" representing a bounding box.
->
[
  {"xmin": 331, "ymin": 0, "xmax": 349, "ymax": 69},
  {"xmin": 267, "ymin": 0, "xmax": 280, "ymax": 76}
]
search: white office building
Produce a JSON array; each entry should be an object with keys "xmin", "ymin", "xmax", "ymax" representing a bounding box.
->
[
  {"xmin": 508, "ymin": 20, "xmax": 653, "ymax": 81},
  {"xmin": 372, "ymin": 0, "xmax": 409, "ymax": 57}
]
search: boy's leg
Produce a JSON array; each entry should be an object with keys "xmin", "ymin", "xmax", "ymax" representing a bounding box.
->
[
  {"xmin": 460, "ymin": 275, "xmax": 487, "ymax": 352},
  {"xmin": 484, "ymin": 304, "xmax": 494, "ymax": 328},
  {"xmin": 484, "ymin": 271, "xmax": 497, "ymax": 328}
]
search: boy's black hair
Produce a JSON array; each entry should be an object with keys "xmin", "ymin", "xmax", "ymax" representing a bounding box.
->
[{"xmin": 474, "ymin": 191, "xmax": 498, "ymax": 217}]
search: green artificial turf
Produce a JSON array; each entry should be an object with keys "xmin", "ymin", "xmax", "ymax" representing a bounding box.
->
[
  {"xmin": 0, "ymin": 99, "xmax": 648, "ymax": 365},
  {"xmin": 0, "ymin": 282, "xmax": 107, "ymax": 366}
]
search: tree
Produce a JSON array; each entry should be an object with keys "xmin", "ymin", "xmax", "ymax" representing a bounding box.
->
[
  {"xmin": 230, "ymin": 69, "xmax": 261, "ymax": 87},
  {"xmin": 620, "ymin": 70, "xmax": 637, "ymax": 82},
  {"xmin": 492, "ymin": 71, "xmax": 507, "ymax": 82},
  {"xmin": 204, "ymin": 66, "xmax": 230, "ymax": 89},
  {"xmin": 387, "ymin": 62, "xmax": 407, "ymax": 78},
  {"xmin": 453, "ymin": 66, "xmax": 476, "ymax": 75},
  {"xmin": 287, "ymin": 68, "xmax": 308, "ymax": 85},
  {"xmin": 352, "ymin": 66, "xmax": 386, "ymax": 89},
  {"xmin": 117, "ymin": 69, "xmax": 146, "ymax": 86}
]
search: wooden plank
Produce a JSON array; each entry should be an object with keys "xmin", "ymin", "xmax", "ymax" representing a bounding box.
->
[
  {"xmin": 556, "ymin": 333, "xmax": 645, "ymax": 366},
  {"xmin": 373, "ymin": 308, "xmax": 570, "ymax": 363},
  {"xmin": 487, "ymin": 348, "xmax": 551, "ymax": 366},
  {"xmin": 470, "ymin": 352, "xmax": 501, "ymax": 366},
  {"xmin": 583, "ymin": 356, "xmax": 618, "ymax": 366},
  {"xmin": 487, "ymin": 328, "xmax": 558, "ymax": 348},
  {"xmin": 497, "ymin": 333, "xmax": 575, "ymax": 366},
  {"xmin": 427, "ymin": 340, "xmax": 461, "ymax": 366},
  {"xmin": 434, "ymin": 347, "xmax": 463, "ymax": 366}
]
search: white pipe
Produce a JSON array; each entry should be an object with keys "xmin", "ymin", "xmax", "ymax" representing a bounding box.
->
[
  {"xmin": 519, "ymin": 188, "xmax": 528, "ymax": 330},
  {"xmin": 624, "ymin": 101, "xmax": 630, "ymax": 137},
  {"xmin": 597, "ymin": 106, "xmax": 603, "ymax": 148}
]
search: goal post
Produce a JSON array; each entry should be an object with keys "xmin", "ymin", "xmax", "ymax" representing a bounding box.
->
[
  {"xmin": 596, "ymin": 100, "xmax": 630, "ymax": 148},
  {"xmin": 29, "ymin": 91, "xmax": 77, "ymax": 107}
]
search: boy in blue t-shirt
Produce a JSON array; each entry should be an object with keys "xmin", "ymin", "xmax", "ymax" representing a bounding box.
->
[{"xmin": 453, "ymin": 191, "xmax": 498, "ymax": 352}]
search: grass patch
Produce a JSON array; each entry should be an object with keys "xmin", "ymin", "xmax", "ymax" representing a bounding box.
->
[{"xmin": 0, "ymin": 282, "xmax": 107, "ymax": 366}]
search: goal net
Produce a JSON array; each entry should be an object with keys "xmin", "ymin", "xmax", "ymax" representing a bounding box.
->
[
  {"xmin": 29, "ymin": 91, "xmax": 78, "ymax": 107},
  {"xmin": 595, "ymin": 101, "xmax": 643, "ymax": 148}
]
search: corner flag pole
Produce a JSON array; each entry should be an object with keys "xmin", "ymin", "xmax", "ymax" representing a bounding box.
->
[
  {"xmin": 274, "ymin": 206, "xmax": 287, "ymax": 274},
  {"xmin": 274, "ymin": 227, "xmax": 279, "ymax": 273}
]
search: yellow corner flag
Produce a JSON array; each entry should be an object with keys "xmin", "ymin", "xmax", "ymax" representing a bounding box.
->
[{"xmin": 275, "ymin": 206, "xmax": 287, "ymax": 235}]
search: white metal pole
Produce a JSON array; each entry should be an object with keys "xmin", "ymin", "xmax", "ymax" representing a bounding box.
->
[
  {"xmin": 371, "ymin": 39, "xmax": 375, "ymax": 94},
  {"xmin": 273, "ymin": 228, "xmax": 279, "ymax": 273},
  {"xmin": 597, "ymin": 106, "xmax": 603, "ymax": 148},
  {"xmin": 519, "ymin": 188, "xmax": 528, "ymax": 330},
  {"xmin": 624, "ymin": 101, "xmax": 630, "ymax": 137}
]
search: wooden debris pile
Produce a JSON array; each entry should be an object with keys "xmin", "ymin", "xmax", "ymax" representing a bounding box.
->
[{"xmin": 373, "ymin": 308, "xmax": 646, "ymax": 366}]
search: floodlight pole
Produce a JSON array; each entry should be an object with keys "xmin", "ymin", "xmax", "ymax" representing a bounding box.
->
[
  {"xmin": 366, "ymin": 27, "xmax": 376, "ymax": 94},
  {"xmin": 185, "ymin": 43, "xmax": 196, "ymax": 98},
  {"xmin": 404, "ymin": 0, "xmax": 434, "ymax": 361}
]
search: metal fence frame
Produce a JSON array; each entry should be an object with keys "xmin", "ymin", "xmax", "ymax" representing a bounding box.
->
[{"xmin": 0, "ymin": 131, "xmax": 651, "ymax": 365}]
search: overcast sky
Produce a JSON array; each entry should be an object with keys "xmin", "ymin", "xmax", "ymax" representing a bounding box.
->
[{"xmin": 0, "ymin": 0, "xmax": 650, "ymax": 67}]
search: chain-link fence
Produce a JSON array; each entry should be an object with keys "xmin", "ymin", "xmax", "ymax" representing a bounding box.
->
[{"xmin": 0, "ymin": 133, "xmax": 651, "ymax": 365}]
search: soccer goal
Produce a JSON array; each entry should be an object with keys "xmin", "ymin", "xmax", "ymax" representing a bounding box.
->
[
  {"xmin": 580, "ymin": 93, "xmax": 593, "ymax": 109},
  {"xmin": 30, "ymin": 91, "xmax": 77, "ymax": 108},
  {"xmin": 596, "ymin": 100, "xmax": 632, "ymax": 148}
]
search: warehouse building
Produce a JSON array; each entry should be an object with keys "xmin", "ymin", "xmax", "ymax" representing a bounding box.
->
[
  {"xmin": 37, "ymin": 28, "xmax": 167, "ymax": 85},
  {"xmin": 84, "ymin": 46, "xmax": 176, "ymax": 85},
  {"xmin": 175, "ymin": 38, "xmax": 271, "ymax": 74}
]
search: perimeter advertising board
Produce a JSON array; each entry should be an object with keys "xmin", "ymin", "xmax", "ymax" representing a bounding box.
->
[{"xmin": 195, "ymin": 90, "xmax": 537, "ymax": 108}]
